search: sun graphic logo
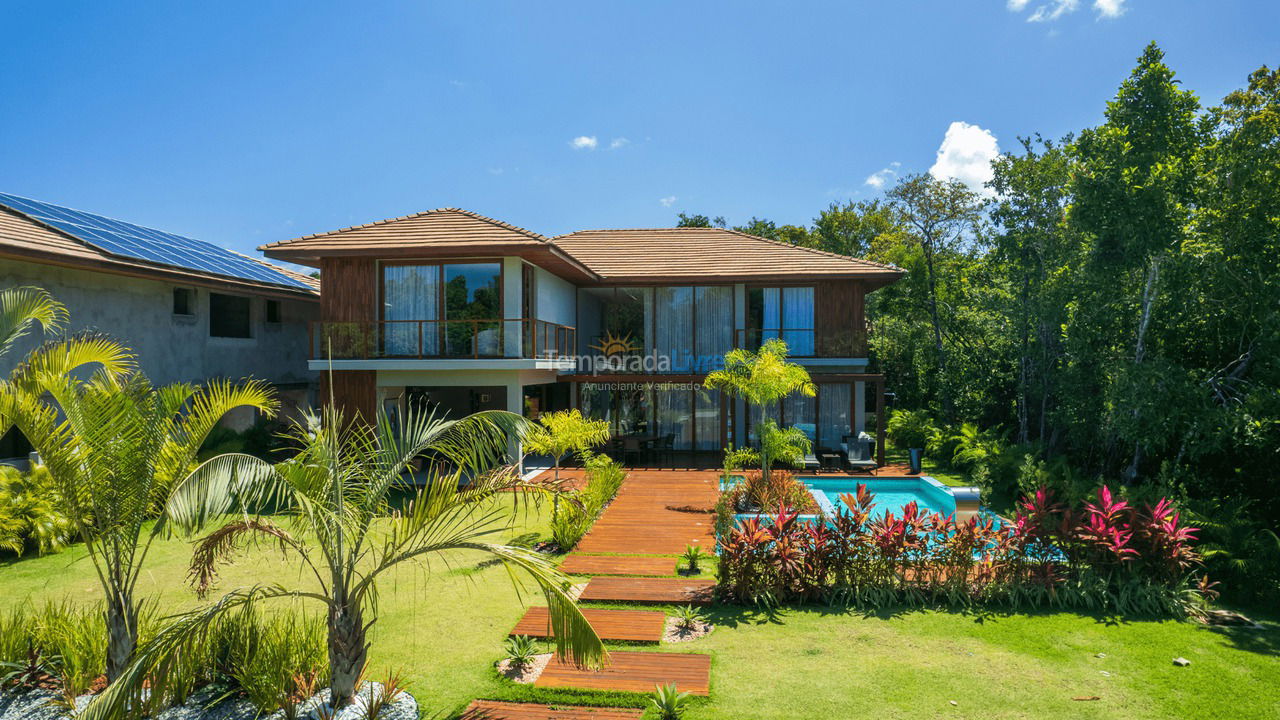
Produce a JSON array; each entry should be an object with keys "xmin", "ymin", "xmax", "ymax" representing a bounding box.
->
[{"xmin": 589, "ymin": 330, "xmax": 640, "ymax": 356}]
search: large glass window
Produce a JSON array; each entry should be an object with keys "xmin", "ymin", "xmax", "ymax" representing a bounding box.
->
[
  {"xmin": 654, "ymin": 384, "xmax": 693, "ymax": 450},
  {"xmin": 444, "ymin": 262, "xmax": 502, "ymax": 355},
  {"xmin": 747, "ymin": 286, "xmax": 815, "ymax": 356},
  {"xmin": 650, "ymin": 287, "xmax": 693, "ymax": 372},
  {"xmin": 694, "ymin": 387, "xmax": 722, "ymax": 451},
  {"xmin": 382, "ymin": 262, "xmax": 501, "ymax": 356},
  {"xmin": 694, "ymin": 286, "xmax": 733, "ymax": 370},
  {"xmin": 817, "ymin": 383, "xmax": 852, "ymax": 451},
  {"xmin": 383, "ymin": 264, "xmax": 440, "ymax": 355}
]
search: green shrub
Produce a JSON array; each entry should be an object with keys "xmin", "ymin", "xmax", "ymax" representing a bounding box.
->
[
  {"xmin": 0, "ymin": 465, "xmax": 74, "ymax": 557},
  {"xmin": 549, "ymin": 453, "xmax": 626, "ymax": 550},
  {"xmin": 886, "ymin": 409, "xmax": 937, "ymax": 450},
  {"xmin": 503, "ymin": 635, "xmax": 539, "ymax": 670},
  {"xmin": 650, "ymin": 683, "xmax": 691, "ymax": 719}
]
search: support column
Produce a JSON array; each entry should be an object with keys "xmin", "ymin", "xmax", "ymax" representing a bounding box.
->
[
  {"xmin": 854, "ymin": 381, "xmax": 866, "ymax": 436},
  {"xmin": 506, "ymin": 381, "xmax": 524, "ymax": 472},
  {"xmin": 875, "ymin": 377, "xmax": 886, "ymax": 467},
  {"xmin": 319, "ymin": 370, "xmax": 377, "ymax": 425}
]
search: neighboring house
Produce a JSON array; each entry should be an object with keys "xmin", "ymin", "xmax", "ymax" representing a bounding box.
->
[
  {"xmin": 259, "ymin": 207, "xmax": 901, "ymax": 466},
  {"xmin": 0, "ymin": 192, "xmax": 320, "ymax": 458},
  {"xmin": 261, "ymin": 208, "xmax": 902, "ymax": 466}
]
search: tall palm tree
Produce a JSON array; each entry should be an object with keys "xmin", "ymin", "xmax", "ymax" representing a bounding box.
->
[
  {"xmin": 1, "ymin": 367, "xmax": 276, "ymax": 681},
  {"xmin": 705, "ymin": 338, "xmax": 816, "ymax": 481},
  {"xmin": 87, "ymin": 403, "xmax": 605, "ymax": 718}
]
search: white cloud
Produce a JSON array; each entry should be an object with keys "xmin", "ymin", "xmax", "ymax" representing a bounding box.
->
[
  {"xmin": 864, "ymin": 161, "xmax": 901, "ymax": 189},
  {"xmin": 1027, "ymin": 0, "xmax": 1079, "ymax": 22},
  {"xmin": 609, "ymin": 137, "xmax": 630, "ymax": 150},
  {"xmin": 1006, "ymin": 0, "xmax": 1030, "ymax": 10},
  {"xmin": 1093, "ymin": 0, "xmax": 1125, "ymax": 18},
  {"xmin": 658, "ymin": 196, "xmax": 677, "ymax": 207},
  {"xmin": 929, "ymin": 121, "xmax": 1000, "ymax": 195},
  {"xmin": 569, "ymin": 135, "xmax": 598, "ymax": 150}
]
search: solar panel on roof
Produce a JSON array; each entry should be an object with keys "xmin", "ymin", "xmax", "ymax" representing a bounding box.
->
[{"xmin": 0, "ymin": 192, "xmax": 311, "ymax": 291}]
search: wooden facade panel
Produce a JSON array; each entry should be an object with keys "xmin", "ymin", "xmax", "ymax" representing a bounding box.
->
[
  {"xmin": 319, "ymin": 257, "xmax": 375, "ymax": 322},
  {"xmin": 815, "ymin": 280, "xmax": 865, "ymax": 356},
  {"xmin": 319, "ymin": 369, "xmax": 377, "ymax": 423}
]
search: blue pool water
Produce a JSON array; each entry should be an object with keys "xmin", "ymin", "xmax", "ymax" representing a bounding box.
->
[{"xmin": 801, "ymin": 476, "xmax": 956, "ymax": 520}]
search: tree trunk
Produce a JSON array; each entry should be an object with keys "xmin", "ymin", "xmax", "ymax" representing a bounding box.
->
[
  {"xmin": 1124, "ymin": 257, "xmax": 1161, "ymax": 483},
  {"xmin": 105, "ymin": 588, "xmax": 138, "ymax": 683},
  {"xmin": 921, "ymin": 241, "xmax": 951, "ymax": 419},
  {"xmin": 328, "ymin": 600, "xmax": 368, "ymax": 708}
]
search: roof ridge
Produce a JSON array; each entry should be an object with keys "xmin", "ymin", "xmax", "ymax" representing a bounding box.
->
[
  {"xmin": 261, "ymin": 206, "xmax": 549, "ymax": 248},
  {"xmin": 719, "ymin": 227, "xmax": 903, "ymax": 272},
  {"xmin": 553, "ymin": 226, "xmax": 902, "ymax": 272}
]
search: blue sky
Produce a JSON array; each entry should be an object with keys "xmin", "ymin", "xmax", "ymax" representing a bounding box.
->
[{"xmin": 1, "ymin": 1, "xmax": 1276, "ymax": 257}]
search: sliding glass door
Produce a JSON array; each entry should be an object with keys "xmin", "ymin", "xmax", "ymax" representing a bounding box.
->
[{"xmin": 382, "ymin": 262, "xmax": 502, "ymax": 357}]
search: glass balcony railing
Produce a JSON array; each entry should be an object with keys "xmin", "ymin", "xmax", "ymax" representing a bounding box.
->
[{"xmin": 310, "ymin": 319, "xmax": 575, "ymax": 360}]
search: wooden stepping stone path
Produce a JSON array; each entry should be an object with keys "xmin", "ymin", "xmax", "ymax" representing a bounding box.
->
[
  {"xmin": 560, "ymin": 554, "xmax": 675, "ymax": 576},
  {"xmin": 535, "ymin": 651, "xmax": 711, "ymax": 695},
  {"xmin": 578, "ymin": 576, "xmax": 715, "ymax": 605},
  {"xmin": 574, "ymin": 472, "xmax": 719, "ymax": 555},
  {"xmin": 510, "ymin": 606, "xmax": 666, "ymax": 643},
  {"xmin": 461, "ymin": 700, "xmax": 642, "ymax": 719}
]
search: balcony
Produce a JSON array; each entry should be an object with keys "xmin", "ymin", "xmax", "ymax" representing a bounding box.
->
[
  {"xmin": 734, "ymin": 327, "xmax": 868, "ymax": 358},
  {"xmin": 310, "ymin": 319, "xmax": 575, "ymax": 361}
]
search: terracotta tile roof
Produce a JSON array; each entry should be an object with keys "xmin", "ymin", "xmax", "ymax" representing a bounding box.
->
[
  {"xmin": 552, "ymin": 227, "xmax": 903, "ymax": 283},
  {"xmin": 0, "ymin": 204, "xmax": 318, "ymax": 299},
  {"xmin": 259, "ymin": 207, "xmax": 551, "ymax": 255}
]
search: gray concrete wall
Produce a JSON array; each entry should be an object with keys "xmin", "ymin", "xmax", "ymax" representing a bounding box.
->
[{"xmin": 0, "ymin": 258, "xmax": 317, "ymax": 392}]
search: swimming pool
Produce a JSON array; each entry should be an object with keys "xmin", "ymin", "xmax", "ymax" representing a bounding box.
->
[
  {"xmin": 802, "ymin": 476, "xmax": 957, "ymax": 520},
  {"xmin": 726, "ymin": 475, "xmax": 991, "ymax": 524}
]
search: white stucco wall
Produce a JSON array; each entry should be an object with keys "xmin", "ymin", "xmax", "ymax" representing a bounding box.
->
[
  {"xmin": 0, "ymin": 258, "xmax": 317, "ymax": 389},
  {"xmin": 534, "ymin": 266, "xmax": 576, "ymax": 327}
]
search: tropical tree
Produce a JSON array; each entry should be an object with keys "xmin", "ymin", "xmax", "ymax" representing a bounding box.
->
[
  {"xmin": 705, "ymin": 338, "xmax": 816, "ymax": 481},
  {"xmin": 87, "ymin": 404, "xmax": 604, "ymax": 718},
  {"xmin": 0, "ymin": 366, "xmax": 275, "ymax": 681},
  {"xmin": 523, "ymin": 408, "xmax": 611, "ymax": 487}
]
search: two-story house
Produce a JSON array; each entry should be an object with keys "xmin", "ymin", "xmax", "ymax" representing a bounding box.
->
[{"xmin": 260, "ymin": 208, "xmax": 901, "ymax": 467}]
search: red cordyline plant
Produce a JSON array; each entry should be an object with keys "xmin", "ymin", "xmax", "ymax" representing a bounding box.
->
[{"xmin": 714, "ymin": 481, "xmax": 1207, "ymax": 615}]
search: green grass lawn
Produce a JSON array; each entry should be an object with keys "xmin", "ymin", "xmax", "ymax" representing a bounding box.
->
[{"xmin": 3, "ymin": 502, "xmax": 1278, "ymax": 719}]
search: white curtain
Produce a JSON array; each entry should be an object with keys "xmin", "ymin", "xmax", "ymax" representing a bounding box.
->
[
  {"xmin": 817, "ymin": 383, "xmax": 851, "ymax": 451},
  {"xmin": 760, "ymin": 287, "xmax": 781, "ymax": 345},
  {"xmin": 383, "ymin": 265, "xmax": 439, "ymax": 355},
  {"xmin": 695, "ymin": 286, "xmax": 733, "ymax": 371},
  {"xmin": 695, "ymin": 388, "xmax": 721, "ymax": 451},
  {"xmin": 782, "ymin": 286, "xmax": 814, "ymax": 356},
  {"xmin": 655, "ymin": 386, "xmax": 693, "ymax": 450},
  {"xmin": 652, "ymin": 286, "xmax": 693, "ymax": 372},
  {"xmin": 783, "ymin": 390, "xmax": 816, "ymax": 444}
]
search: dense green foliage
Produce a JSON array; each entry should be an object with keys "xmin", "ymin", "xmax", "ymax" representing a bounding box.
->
[
  {"xmin": 548, "ymin": 451, "xmax": 626, "ymax": 549},
  {"xmin": 686, "ymin": 45, "xmax": 1280, "ymax": 605},
  {"xmin": 0, "ymin": 601, "xmax": 327, "ymax": 717}
]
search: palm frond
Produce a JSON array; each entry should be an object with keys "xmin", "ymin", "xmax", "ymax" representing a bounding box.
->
[
  {"xmin": 0, "ymin": 286, "xmax": 67, "ymax": 360},
  {"xmin": 162, "ymin": 453, "xmax": 279, "ymax": 534}
]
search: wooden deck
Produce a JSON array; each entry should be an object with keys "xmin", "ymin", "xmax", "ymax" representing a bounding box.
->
[
  {"xmin": 460, "ymin": 700, "xmax": 643, "ymax": 719},
  {"xmin": 578, "ymin": 576, "xmax": 716, "ymax": 605},
  {"xmin": 510, "ymin": 606, "xmax": 667, "ymax": 643},
  {"xmin": 535, "ymin": 651, "xmax": 712, "ymax": 695},
  {"xmin": 559, "ymin": 554, "xmax": 676, "ymax": 576},
  {"xmin": 573, "ymin": 471, "xmax": 719, "ymax": 555}
]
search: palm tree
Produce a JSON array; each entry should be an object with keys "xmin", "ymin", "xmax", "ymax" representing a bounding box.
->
[
  {"xmin": 0, "ymin": 367, "xmax": 276, "ymax": 681},
  {"xmin": 88, "ymin": 404, "xmax": 605, "ymax": 717},
  {"xmin": 523, "ymin": 409, "xmax": 611, "ymax": 487},
  {"xmin": 705, "ymin": 338, "xmax": 816, "ymax": 481}
]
